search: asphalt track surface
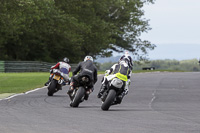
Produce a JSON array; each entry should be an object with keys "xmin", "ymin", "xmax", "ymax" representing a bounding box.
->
[{"xmin": 0, "ymin": 72, "xmax": 200, "ymax": 133}]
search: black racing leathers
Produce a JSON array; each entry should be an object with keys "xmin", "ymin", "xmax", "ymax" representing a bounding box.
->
[{"xmin": 72, "ymin": 60, "xmax": 98, "ymax": 89}]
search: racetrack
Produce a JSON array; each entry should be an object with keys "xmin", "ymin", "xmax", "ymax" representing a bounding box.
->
[{"xmin": 0, "ymin": 72, "xmax": 200, "ymax": 133}]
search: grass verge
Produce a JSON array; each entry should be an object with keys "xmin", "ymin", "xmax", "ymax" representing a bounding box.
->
[
  {"xmin": 0, "ymin": 73, "xmax": 49, "ymax": 94},
  {"xmin": 0, "ymin": 72, "xmax": 103, "ymax": 94}
]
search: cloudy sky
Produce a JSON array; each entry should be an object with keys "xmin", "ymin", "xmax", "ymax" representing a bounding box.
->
[{"xmin": 141, "ymin": 0, "xmax": 200, "ymax": 60}]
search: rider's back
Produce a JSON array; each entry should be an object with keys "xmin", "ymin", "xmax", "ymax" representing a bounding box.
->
[
  {"xmin": 113, "ymin": 63, "xmax": 130, "ymax": 76},
  {"xmin": 73, "ymin": 60, "xmax": 97, "ymax": 82}
]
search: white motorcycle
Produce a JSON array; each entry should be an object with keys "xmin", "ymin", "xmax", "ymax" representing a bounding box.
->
[{"xmin": 100, "ymin": 73, "xmax": 126, "ymax": 111}]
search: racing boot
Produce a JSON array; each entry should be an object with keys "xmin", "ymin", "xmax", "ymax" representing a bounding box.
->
[
  {"xmin": 84, "ymin": 88, "xmax": 93, "ymax": 100},
  {"xmin": 67, "ymin": 86, "xmax": 74, "ymax": 101},
  {"xmin": 97, "ymin": 84, "xmax": 106, "ymax": 98},
  {"xmin": 67, "ymin": 82, "xmax": 74, "ymax": 95},
  {"xmin": 44, "ymin": 77, "xmax": 52, "ymax": 86},
  {"xmin": 84, "ymin": 91, "xmax": 89, "ymax": 100}
]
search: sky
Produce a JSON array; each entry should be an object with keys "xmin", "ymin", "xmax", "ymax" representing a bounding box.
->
[{"xmin": 141, "ymin": 0, "xmax": 200, "ymax": 60}]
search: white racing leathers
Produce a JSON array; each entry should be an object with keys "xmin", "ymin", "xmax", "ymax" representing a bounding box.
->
[{"xmin": 51, "ymin": 62, "xmax": 71, "ymax": 81}]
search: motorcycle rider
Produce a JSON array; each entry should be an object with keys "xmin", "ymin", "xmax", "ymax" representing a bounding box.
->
[
  {"xmin": 97, "ymin": 52, "xmax": 133, "ymax": 104},
  {"xmin": 44, "ymin": 57, "xmax": 71, "ymax": 86},
  {"xmin": 119, "ymin": 51, "xmax": 133, "ymax": 70},
  {"xmin": 67, "ymin": 56, "xmax": 98, "ymax": 100}
]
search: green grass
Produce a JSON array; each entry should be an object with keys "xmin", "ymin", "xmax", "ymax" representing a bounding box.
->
[
  {"xmin": 0, "ymin": 72, "xmax": 103, "ymax": 94},
  {"xmin": 0, "ymin": 72, "xmax": 49, "ymax": 94},
  {"xmin": 97, "ymin": 71, "xmax": 105, "ymax": 75}
]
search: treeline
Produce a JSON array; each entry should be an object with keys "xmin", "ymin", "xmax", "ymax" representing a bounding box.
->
[
  {"xmin": 0, "ymin": 0, "xmax": 155, "ymax": 63},
  {"xmin": 134, "ymin": 59, "xmax": 200, "ymax": 71},
  {"xmin": 98, "ymin": 59, "xmax": 200, "ymax": 71}
]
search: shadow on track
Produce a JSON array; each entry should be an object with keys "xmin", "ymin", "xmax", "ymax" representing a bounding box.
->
[
  {"xmin": 64, "ymin": 105, "xmax": 100, "ymax": 109},
  {"xmin": 107, "ymin": 108, "xmax": 152, "ymax": 112}
]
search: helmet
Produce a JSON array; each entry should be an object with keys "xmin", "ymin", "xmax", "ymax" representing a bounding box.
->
[
  {"xmin": 119, "ymin": 51, "xmax": 130, "ymax": 61},
  {"xmin": 63, "ymin": 57, "xmax": 69, "ymax": 63},
  {"xmin": 119, "ymin": 51, "xmax": 133, "ymax": 68},
  {"xmin": 84, "ymin": 56, "xmax": 93, "ymax": 62}
]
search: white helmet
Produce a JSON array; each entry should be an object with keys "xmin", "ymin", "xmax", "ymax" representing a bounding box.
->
[
  {"xmin": 63, "ymin": 57, "xmax": 69, "ymax": 63},
  {"xmin": 84, "ymin": 56, "xmax": 93, "ymax": 62}
]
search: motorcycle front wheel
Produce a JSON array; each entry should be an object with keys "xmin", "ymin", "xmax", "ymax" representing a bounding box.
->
[
  {"xmin": 101, "ymin": 89, "xmax": 116, "ymax": 111},
  {"xmin": 70, "ymin": 87, "xmax": 85, "ymax": 107}
]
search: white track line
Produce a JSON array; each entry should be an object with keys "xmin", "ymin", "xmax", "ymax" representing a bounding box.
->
[
  {"xmin": 149, "ymin": 90, "xmax": 157, "ymax": 110},
  {"xmin": 0, "ymin": 86, "xmax": 46, "ymax": 101}
]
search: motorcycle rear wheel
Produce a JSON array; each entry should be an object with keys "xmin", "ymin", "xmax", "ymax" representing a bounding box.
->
[
  {"xmin": 101, "ymin": 89, "xmax": 116, "ymax": 111},
  {"xmin": 70, "ymin": 87, "xmax": 85, "ymax": 107},
  {"xmin": 47, "ymin": 80, "xmax": 57, "ymax": 96}
]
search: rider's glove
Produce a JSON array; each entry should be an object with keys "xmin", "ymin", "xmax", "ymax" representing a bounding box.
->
[{"xmin": 126, "ymin": 79, "xmax": 131, "ymax": 86}]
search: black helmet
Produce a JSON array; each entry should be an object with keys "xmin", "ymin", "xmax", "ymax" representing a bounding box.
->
[{"xmin": 63, "ymin": 57, "xmax": 69, "ymax": 63}]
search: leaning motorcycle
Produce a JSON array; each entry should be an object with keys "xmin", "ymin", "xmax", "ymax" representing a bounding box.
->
[
  {"xmin": 69, "ymin": 75, "xmax": 91, "ymax": 107},
  {"xmin": 100, "ymin": 73, "xmax": 126, "ymax": 111},
  {"xmin": 47, "ymin": 69, "xmax": 66, "ymax": 96}
]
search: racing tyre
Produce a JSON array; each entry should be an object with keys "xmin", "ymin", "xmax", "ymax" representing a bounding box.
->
[
  {"xmin": 70, "ymin": 87, "xmax": 85, "ymax": 107},
  {"xmin": 101, "ymin": 89, "xmax": 116, "ymax": 111},
  {"xmin": 47, "ymin": 80, "xmax": 57, "ymax": 96}
]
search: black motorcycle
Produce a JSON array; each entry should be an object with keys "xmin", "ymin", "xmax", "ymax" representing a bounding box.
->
[
  {"xmin": 100, "ymin": 77, "xmax": 125, "ymax": 111},
  {"xmin": 69, "ymin": 76, "xmax": 91, "ymax": 107},
  {"xmin": 47, "ymin": 69, "xmax": 66, "ymax": 96}
]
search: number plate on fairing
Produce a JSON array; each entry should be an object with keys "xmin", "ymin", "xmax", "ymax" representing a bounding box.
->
[{"xmin": 53, "ymin": 75, "xmax": 61, "ymax": 80}]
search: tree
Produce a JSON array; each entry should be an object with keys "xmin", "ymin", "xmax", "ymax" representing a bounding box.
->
[
  {"xmin": 0, "ymin": 0, "xmax": 83, "ymax": 62},
  {"xmin": 55, "ymin": 0, "xmax": 155, "ymax": 60},
  {"xmin": 0, "ymin": 0, "xmax": 155, "ymax": 62},
  {"xmin": 107, "ymin": 0, "xmax": 156, "ymax": 60}
]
